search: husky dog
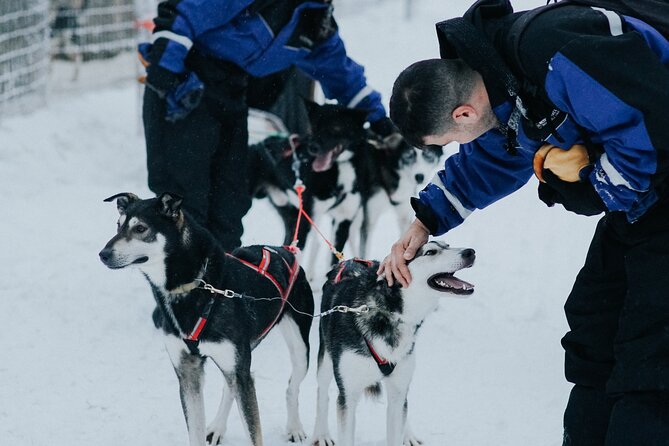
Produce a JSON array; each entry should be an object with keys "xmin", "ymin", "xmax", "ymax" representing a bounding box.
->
[
  {"xmin": 98, "ymin": 192, "xmax": 314, "ymax": 446},
  {"xmin": 311, "ymin": 241, "xmax": 475, "ymax": 446},
  {"xmin": 248, "ymin": 102, "xmax": 444, "ymax": 264},
  {"xmin": 248, "ymin": 101, "xmax": 370, "ymax": 260},
  {"xmin": 360, "ymin": 143, "xmax": 444, "ymax": 257}
]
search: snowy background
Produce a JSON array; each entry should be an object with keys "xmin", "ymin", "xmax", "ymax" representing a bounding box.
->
[{"xmin": 1, "ymin": 0, "xmax": 600, "ymax": 445}]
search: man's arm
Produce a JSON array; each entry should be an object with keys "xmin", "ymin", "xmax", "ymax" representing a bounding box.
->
[
  {"xmin": 149, "ymin": 0, "xmax": 253, "ymax": 75},
  {"xmin": 519, "ymin": 9, "xmax": 669, "ymax": 216},
  {"xmin": 379, "ymin": 128, "xmax": 533, "ymax": 285},
  {"xmin": 294, "ymin": 32, "xmax": 387, "ymax": 123},
  {"xmin": 417, "ymin": 128, "xmax": 534, "ymax": 236}
]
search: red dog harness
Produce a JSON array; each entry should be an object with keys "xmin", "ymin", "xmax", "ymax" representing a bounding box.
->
[
  {"xmin": 183, "ymin": 246, "xmax": 300, "ymax": 355},
  {"xmin": 226, "ymin": 246, "xmax": 300, "ymax": 339}
]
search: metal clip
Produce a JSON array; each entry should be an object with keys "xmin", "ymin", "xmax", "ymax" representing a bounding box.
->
[
  {"xmin": 356, "ymin": 305, "xmax": 370, "ymax": 314},
  {"xmin": 334, "ymin": 305, "xmax": 349, "ymax": 313}
]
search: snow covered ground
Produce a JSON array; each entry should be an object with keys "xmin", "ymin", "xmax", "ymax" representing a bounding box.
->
[{"xmin": 0, "ymin": 1, "xmax": 600, "ymax": 445}]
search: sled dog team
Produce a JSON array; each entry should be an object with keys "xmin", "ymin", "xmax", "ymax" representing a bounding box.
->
[{"xmin": 99, "ymin": 108, "xmax": 475, "ymax": 446}]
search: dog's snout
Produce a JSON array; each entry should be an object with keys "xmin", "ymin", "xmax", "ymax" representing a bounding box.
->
[
  {"xmin": 99, "ymin": 248, "xmax": 112, "ymax": 264},
  {"xmin": 461, "ymin": 248, "xmax": 475, "ymax": 260},
  {"xmin": 414, "ymin": 173, "xmax": 424, "ymax": 184},
  {"xmin": 307, "ymin": 142, "xmax": 323, "ymax": 156}
]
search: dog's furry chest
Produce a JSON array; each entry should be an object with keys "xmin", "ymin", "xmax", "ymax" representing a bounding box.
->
[{"xmin": 151, "ymin": 288, "xmax": 241, "ymax": 340}]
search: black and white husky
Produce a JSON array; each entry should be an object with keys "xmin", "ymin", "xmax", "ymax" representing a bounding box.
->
[
  {"xmin": 98, "ymin": 192, "xmax": 314, "ymax": 446},
  {"xmin": 248, "ymin": 102, "xmax": 444, "ymax": 265},
  {"xmin": 311, "ymin": 241, "xmax": 475, "ymax": 446}
]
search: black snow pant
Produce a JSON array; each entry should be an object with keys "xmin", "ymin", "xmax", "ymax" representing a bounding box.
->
[
  {"xmin": 143, "ymin": 57, "xmax": 251, "ymax": 251},
  {"xmin": 562, "ymin": 198, "xmax": 669, "ymax": 446}
]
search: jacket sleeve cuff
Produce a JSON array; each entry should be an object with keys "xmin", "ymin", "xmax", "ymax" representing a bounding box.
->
[{"xmin": 410, "ymin": 197, "xmax": 439, "ymax": 235}]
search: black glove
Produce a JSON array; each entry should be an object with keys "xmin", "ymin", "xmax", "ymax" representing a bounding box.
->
[
  {"xmin": 145, "ymin": 64, "xmax": 184, "ymax": 99},
  {"xmin": 538, "ymin": 169, "xmax": 606, "ymax": 216},
  {"xmin": 370, "ymin": 117, "xmax": 396, "ymax": 137},
  {"xmin": 370, "ymin": 117, "xmax": 403, "ymax": 150}
]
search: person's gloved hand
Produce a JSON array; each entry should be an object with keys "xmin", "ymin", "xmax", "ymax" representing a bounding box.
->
[
  {"xmin": 164, "ymin": 72, "xmax": 205, "ymax": 122},
  {"xmin": 138, "ymin": 43, "xmax": 204, "ymax": 122},
  {"xmin": 370, "ymin": 117, "xmax": 403, "ymax": 150},
  {"xmin": 538, "ymin": 169, "xmax": 606, "ymax": 216}
]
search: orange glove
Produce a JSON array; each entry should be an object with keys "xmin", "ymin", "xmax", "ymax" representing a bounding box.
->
[
  {"xmin": 533, "ymin": 143, "xmax": 591, "ymax": 183},
  {"xmin": 137, "ymin": 50, "xmax": 150, "ymax": 84}
]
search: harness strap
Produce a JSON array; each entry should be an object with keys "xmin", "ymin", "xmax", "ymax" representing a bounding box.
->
[
  {"xmin": 225, "ymin": 247, "xmax": 301, "ymax": 340},
  {"xmin": 364, "ymin": 338, "xmax": 396, "ymax": 376},
  {"xmin": 182, "ymin": 294, "xmax": 219, "ymax": 356},
  {"xmin": 258, "ymin": 253, "xmax": 300, "ymax": 339},
  {"xmin": 226, "ymin": 250, "xmax": 286, "ymax": 296},
  {"xmin": 333, "ymin": 258, "xmax": 375, "ymax": 284}
]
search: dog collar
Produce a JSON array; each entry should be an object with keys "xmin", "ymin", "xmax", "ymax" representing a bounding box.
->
[
  {"xmin": 170, "ymin": 280, "xmax": 200, "ymax": 294},
  {"xmin": 168, "ymin": 258, "xmax": 209, "ymax": 295},
  {"xmin": 364, "ymin": 338, "xmax": 396, "ymax": 376}
]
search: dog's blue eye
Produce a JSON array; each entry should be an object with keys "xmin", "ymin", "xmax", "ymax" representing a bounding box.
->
[
  {"xmin": 134, "ymin": 225, "xmax": 147, "ymax": 234},
  {"xmin": 424, "ymin": 249, "xmax": 437, "ymax": 256}
]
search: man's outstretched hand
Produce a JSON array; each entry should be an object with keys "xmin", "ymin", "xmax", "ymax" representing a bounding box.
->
[{"xmin": 377, "ymin": 219, "xmax": 430, "ymax": 288}]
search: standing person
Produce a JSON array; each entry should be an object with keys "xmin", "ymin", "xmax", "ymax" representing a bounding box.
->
[
  {"xmin": 141, "ymin": 0, "xmax": 396, "ymax": 251},
  {"xmin": 379, "ymin": 0, "xmax": 669, "ymax": 444}
]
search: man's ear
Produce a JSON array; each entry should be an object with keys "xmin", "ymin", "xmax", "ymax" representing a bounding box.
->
[
  {"xmin": 158, "ymin": 192, "xmax": 183, "ymax": 220},
  {"xmin": 452, "ymin": 104, "xmax": 478, "ymax": 124},
  {"xmin": 103, "ymin": 192, "xmax": 139, "ymax": 214}
]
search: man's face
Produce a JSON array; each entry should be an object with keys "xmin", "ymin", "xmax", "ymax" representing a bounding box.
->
[{"xmin": 423, "ymin": 127, "xmax": 474, "ymax": 147}]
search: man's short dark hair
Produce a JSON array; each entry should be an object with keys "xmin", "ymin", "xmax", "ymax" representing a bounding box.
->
[{"xmin": 390, "ymin": 58, "xmax": 477, "ymax": 148}]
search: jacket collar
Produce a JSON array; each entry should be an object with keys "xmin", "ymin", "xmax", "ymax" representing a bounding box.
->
[{"xmin": 435, "ymin": 0, "xmax": 522, "ymax": 109}]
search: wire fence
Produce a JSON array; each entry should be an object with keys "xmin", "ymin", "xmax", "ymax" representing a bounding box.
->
[
  {"xmin": 0, "ymin": 0, "xmax": 50, "ymax": 114},
  {"xmin": 51, "ymin": 0, "xmax": 136, "ymax": 61},
  {"xmin": 1, "ymin": 0, "xmax": 142, "ymax": 116},
  {"xmin": 0, "ymin": 0, "xmax": 404, "ymax": 117}
]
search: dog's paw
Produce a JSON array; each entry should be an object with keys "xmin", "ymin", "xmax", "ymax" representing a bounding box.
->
[
  {"xmin": 403, "ymin": 434, "xmax": 424, "ymax": 446},
  {"xmin": 310, "ymin": 435, "xmax": 335, "ymax": 446},
  {"xmin": 205, "ymin": 426, "xmax": 226, "ymax": 445},
  {"xmin": 285, "ymin": 428, "xmax": 308, "ymax": 443}
]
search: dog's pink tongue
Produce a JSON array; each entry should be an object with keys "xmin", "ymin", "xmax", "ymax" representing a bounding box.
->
[
  {"xmin": 442, "ymin": 276, "xmax": 475, "ymax": 290},
  {"xmin": 312, "ymin": 150, "xmax": 335, "ymax": 172}
]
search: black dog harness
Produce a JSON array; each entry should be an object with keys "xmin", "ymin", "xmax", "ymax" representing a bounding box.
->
[
  {"xmin": 183, "ymin": 246, "xmax": 300, "ymax": 356},
  {"xmin": 332, "ymin": 258, "xmax": 396, "ymax": 376}
]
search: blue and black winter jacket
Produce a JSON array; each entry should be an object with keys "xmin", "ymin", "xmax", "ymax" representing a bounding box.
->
[
  {"xmin": 145, "ymin": 0, "xmax": 385, "ymax": 122},
  {"xmin": 416, "ymin": 1, "xmax": 669, "ymax": 235}
]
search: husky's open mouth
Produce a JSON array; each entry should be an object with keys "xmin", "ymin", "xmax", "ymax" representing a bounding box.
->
[
  {"xmin": 312, "ymin": 144, "xmax": 344, "ymax": 172},
  {"xmin": 428, "ymin": 273, "xmax": 474, "ymax": 295}
]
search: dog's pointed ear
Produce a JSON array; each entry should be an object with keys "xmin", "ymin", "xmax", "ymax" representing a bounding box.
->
[
  {"xmin": 158, "ymin": 192, "xmax": 183, "ymax": 220},
  {"xmin": 103, "ymin": 192, "xmax": 139, "ymax": 214},
  {"xmin": 352, "ymin": 107, "xmax": 371, "ymax": 125},
  {"xmin": 302, "ymin": 98, "xmax": 320, "ymax": 117}
]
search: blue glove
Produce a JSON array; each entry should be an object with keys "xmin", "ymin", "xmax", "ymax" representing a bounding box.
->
[
  {"xmin": 138, "ymin": 43, "xmax": 205, "ymax": 122},
  {"xmin": 165, "ymin": 72, "xmax": 205, "ymax": 122}
]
